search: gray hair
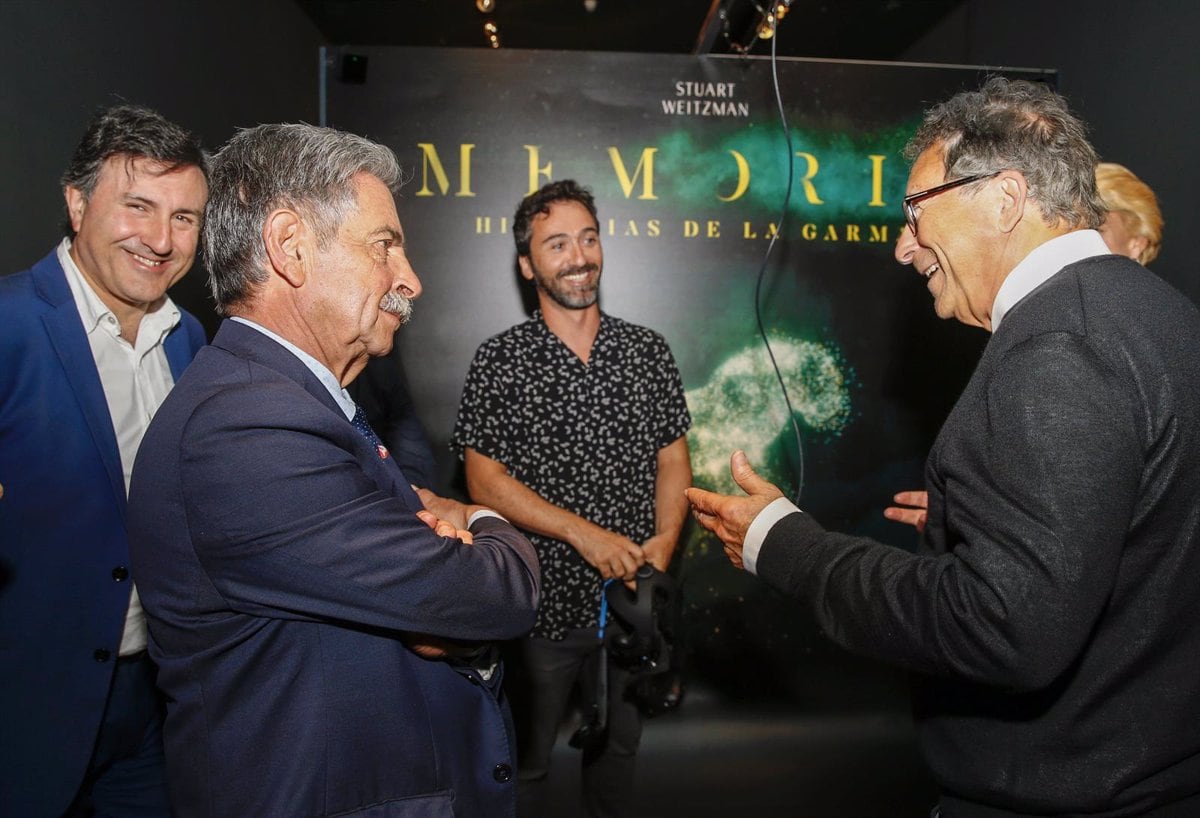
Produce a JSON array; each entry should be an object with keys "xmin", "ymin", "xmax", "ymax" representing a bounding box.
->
[
  {"xmin": 905, "ymin": 76, "xmax": 1105, "ymax": 230},
  {"xmin": 203, "ymin": 123, "xmax": 401, "ymax": 314}
]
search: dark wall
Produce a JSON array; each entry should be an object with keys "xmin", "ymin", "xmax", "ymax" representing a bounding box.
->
[
  {"xmin": 4, "ymin": 1, "xmax": 1194, "ymax": 315},
  {"xmin": 0, "ymin": 0, "xmax": 324, "ymax": 332},
  {"xmin": 902, "ymin": 0, "xmax": 1200, "ymax": 303}
]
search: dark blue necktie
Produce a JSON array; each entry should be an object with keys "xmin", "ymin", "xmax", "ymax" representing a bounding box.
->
[{"xmin": 351, "ymin": 404, "xmax": 386, "ymax": 456}]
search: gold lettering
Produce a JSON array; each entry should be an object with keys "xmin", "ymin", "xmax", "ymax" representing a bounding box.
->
[
  {"xmin": 414, "ymin": 144, "xmax": 474, "ymax": 197},
  {"xmin": 647, "ymin": 219, "xmax": 661, "ymax": 237},
  {"xmin": 867, "ymin": 155, "xmax": 886, "ymax": 208},
  {"xmin": 718, "ymin": 150, "xmax": 751, "ymax": 202},
  {"xmin": 684, "ymin": 220, "xmax": 699, "ymax": 238},
  {"xmin": 823, "ymin": 224, "xmax": 839, "ymax": 241},
  {"xmin": 475, "ymin": 216, "xmax": 492, "ymax": 234},
  {"xmin": 801, "ymin": 223, "xmax": 817, "ymax": 240},
  {"xmin": 846, "ymin": 224, "xmax": 861, "ymax": 242},
  {"xmin": 624, "ymin": 220, "xmax": 640, "ymax": 237},
  {"xmin": 416, "ymin": 143, "xmax": 450, "ymax": 197},
  {"xmin": 608, "ymin": 147, "xmax": 658, "ymax": 200},
  {"xmin": 868, "ymin": 224, "xmax": 889, "ymax": 243},
  {"xmin": 706, "ymin": 220, "xmax": 720, "ymax": 238},
  {"xmin": 525, "ymin": 146, "xmax": 552, "ymax": 194},
  {"xmin": 795, "ymin": 152, "xmax": 825, "ymax": 205},
  {"xmin": 743, "ymin": 221, "xmax": 757, "ymax": 239}
]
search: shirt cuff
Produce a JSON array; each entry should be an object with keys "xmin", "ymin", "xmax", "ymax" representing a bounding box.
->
[
  {"xmin": 467, "ymin": 508, "xmax": 508, "ymax": 527},
  {"xmin": 743, "ymin": 496, "xmax": 800, "ymax": 575}
]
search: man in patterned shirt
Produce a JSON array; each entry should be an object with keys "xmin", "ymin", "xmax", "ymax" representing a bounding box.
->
[{"xmin": 453, "ymin": 179, "xmax": 692, "ymax": 818}]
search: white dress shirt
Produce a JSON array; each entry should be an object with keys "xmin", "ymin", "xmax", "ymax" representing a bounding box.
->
[
  {"xmin": 740, "ymin": 230, "xmax": 1113, "ymax": 574},
  {"xmin": 59, "ymin": 238, "xmax": 181, "ymax": 655}
]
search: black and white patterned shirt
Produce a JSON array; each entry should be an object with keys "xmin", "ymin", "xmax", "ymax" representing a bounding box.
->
[{"xmin": 452, "ymin": 310, "xmax": 691, "ymax": 640}]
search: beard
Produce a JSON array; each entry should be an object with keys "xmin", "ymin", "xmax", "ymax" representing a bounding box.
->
[
  {"xmin": 532, "ymin": 261, "xmax": 601, "ymax": 310},
  {"xmin": 379, "ymin": 291, "xmax": 414, "ymax": 325}
]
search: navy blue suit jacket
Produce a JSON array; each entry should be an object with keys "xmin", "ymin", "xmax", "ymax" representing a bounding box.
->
[
  {"xmin": 0, "ymin": 249, "xmax": 205, "ymax": 817},
  {"xmin": 127, "ymin": 320, "xmax": 540, "ymax": 818}
]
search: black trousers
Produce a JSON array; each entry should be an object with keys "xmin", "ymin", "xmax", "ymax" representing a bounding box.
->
[{"xmin": 515, "ymin": 629, "xmax": 643, "ymax": 818}]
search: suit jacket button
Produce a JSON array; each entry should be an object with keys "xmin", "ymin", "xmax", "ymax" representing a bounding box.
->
[
  {"xmin": 112, "ymin": 566, "xmax": 129, "ymax": 581},
  {"xmin": 493, "ymin": 764, "xmax": 512, "ymax": 783},
  {"xmin": 93, "ymin": 648, "xmax": 111, "ymax": 662}
]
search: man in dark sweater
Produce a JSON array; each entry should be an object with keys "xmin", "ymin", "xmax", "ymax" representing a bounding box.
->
[{"xmin": 686, "ymin": 77, "xmax": 1200, "ymax": 817}]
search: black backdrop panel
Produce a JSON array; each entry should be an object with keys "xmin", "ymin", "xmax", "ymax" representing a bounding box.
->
[{"xmin": 324, "ymin": 47, "xmax": 1051, "ymax": 701}]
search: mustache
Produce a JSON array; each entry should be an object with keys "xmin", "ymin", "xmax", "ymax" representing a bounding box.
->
[
  {"xmin": 379, "ymin": 291, "xmax": 414, "ymax": 324},
  {"xmin": 557, "ymin": 263, "xmax": 600, "ymax": 279}
]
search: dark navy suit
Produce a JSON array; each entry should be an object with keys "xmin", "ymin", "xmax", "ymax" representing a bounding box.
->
[
  {"xmin": 127, "ymin": 320, "xmax": 540, "ymax": 818},
  {"xmin": 0, "ymin": 249, "xmax": 205, "ymax": 817}
]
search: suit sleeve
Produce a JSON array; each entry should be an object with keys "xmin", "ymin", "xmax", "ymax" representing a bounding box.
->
[
  {"xmin": 178, "ymin": 383, "xmax": 539, "ymax": 641},
  {"xmin": 756, "ymin": 332, "xmax": 1140, "ymax": 690}
]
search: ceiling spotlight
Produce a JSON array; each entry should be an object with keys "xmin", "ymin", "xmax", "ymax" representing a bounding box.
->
[
  {"xmin": 476, "ymin": 0, "xmax": 495, "ymax": 12},
  {"xmin": 757, "ymin": 13, "xmax": 776, "ymax": 40},
  {"xmin": 774, "ymin": 2, "xmax": 789, "ymax": 20},
  {"xmin": 583, "ymin": 0, "xmax": 598, "ymax": 11},
  {"xmin": 483, "ymin": 21, "xmax": 500, "ymax": 47}
]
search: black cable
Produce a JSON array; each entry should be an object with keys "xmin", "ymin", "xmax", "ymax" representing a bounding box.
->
[{"xmin": 751, "ymin": 18, "xmax": 806, "ymax": 504}]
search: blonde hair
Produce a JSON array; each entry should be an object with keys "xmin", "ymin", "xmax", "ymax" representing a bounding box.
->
[{"xmin": 1096, "ymin": 162, "xmax": 1163, "ymax": 264}]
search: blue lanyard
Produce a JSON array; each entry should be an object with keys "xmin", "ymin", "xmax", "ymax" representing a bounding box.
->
[{"xmin": 597, "ymin": 578, "xmax": 615, "ymax": 641}]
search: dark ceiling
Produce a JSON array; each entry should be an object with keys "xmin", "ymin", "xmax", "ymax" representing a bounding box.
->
[{"xmin": 293, "ymin": 0, "xmax": 965, "ymax": 60}]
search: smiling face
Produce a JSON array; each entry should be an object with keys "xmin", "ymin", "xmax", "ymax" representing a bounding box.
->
[
  {"xmin": 304, "ymin": 173, "xmax": 422, "ymax": 378},
  {"xmin": 65, "ymin": 154, "xmax": 207, "ymax": 337},
  {"xmin": 896, "ymin": 146, "xmax": 1004, "ymax": 330},
  {"xmin": 519, "ymin": 199, "xmax": 603, "ymax": 313}
]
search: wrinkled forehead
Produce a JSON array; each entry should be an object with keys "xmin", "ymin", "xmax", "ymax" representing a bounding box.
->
[{"xmin": 905, "ymin": 144, "xmax": 949, "ymax": 194}]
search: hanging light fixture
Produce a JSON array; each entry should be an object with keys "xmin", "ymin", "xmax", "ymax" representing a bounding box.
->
[
  {"xmin": 757, "ymin": 12, "xmax": 776, "ymax": 40},
  {"xmin": 483, "ymin": 20, "xmax": 500, "ymax": 48},
  {"xmin": 476, "ymin": 0, "xmax": 495, "ymax": 13}
]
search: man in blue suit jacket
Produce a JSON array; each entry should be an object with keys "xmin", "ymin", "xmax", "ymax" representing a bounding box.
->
[
  {"xmin": 0, "ymin": 106, "xmax": 208, "ymax": 817},
  {"xmin": 127, "ymin": 123, "xmax": 541, "ymax": 818}
]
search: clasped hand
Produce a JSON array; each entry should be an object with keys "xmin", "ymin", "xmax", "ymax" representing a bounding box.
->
[
  {"xmin": 405, "ymin": 487, "xmax": 483, "ymax": 660},
  {"xmin": 573, "ymin": 524, "xmax": 645, "ymax": 583},
  {"xmin": 414, "ymin": 486, "xmax": 478, "ymax": 544}
]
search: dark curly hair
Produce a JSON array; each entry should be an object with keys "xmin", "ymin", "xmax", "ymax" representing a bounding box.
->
[{"xmin": 512, "ymin": 179, "xmax": 598, "ymax": 256}]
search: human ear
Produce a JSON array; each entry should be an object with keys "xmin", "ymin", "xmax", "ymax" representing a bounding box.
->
[
  {"xmin": 1128, "ymin": 235, "xmax": 1150, "ymax": 264},
  {"xmin": 264, "ymin": 209, "xmax": 307, "ymax": 288},
  {"xmin": 518, "ymin": 255, "xmax": 534, "ymax": 281},
  {"xmin": 996, "ymin": 172, "xmax": 1028, "ymax": 234},
  {"xmin": 64, "ymin": 186, "xmax": 87, "ymax": 234}
]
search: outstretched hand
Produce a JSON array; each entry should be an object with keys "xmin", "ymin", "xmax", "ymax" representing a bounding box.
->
[
  {"xmin": 684, "ymin": 450, "xmax": 784, "ymax": 569},
  {"xmin": 883, "ymin": 490, "xmax": 928, "ymax": 534}
]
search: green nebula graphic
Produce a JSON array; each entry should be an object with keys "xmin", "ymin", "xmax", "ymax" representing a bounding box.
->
[
  {"xmin": 686, "ymin": 331, "xmax": 853, "ymax": 495},
  {"xmin": 653, "ymin": 118, "xmax": 919, "ymax": 222}
]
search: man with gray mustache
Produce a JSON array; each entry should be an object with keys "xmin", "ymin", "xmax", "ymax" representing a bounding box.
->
[{"xmin": 126, "ymin": 123, "xmax": 540, "ymax": 818}]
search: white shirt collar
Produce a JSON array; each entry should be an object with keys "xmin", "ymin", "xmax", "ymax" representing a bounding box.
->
[
  {"xmin": 230, "ymin": 316, "xmax": 357, "ymax": 421},
  {"xmin": 58, "ymin": 237, "xmax": 181, "ymax": 342},
  {"xmin": 991, "ymin": 229, "xmax": 1111, "ymax": 331}
]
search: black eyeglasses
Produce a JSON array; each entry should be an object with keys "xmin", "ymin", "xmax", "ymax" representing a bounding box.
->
[{"xmin": 903, "ymin": 171, "xmax": 1001, "ymax": 235}]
